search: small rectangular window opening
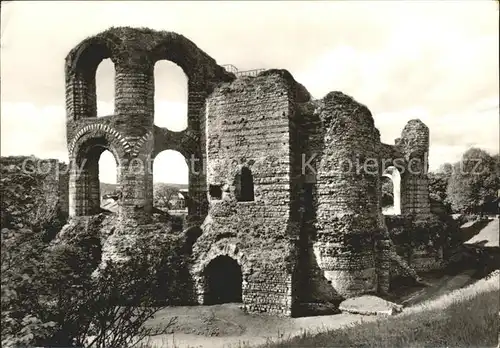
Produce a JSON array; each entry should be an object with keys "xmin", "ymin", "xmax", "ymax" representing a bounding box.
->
[{"xmin": 209, "ymin": 185, "xmax": 222, "ymax": 200}]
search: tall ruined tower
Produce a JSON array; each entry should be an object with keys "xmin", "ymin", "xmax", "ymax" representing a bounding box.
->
[
  {"xmin": 190, "ymin": 71, "xmax": 310, "ymax": 315},
  {"xmin": 65, "ymin": 27, "xmax": 233, "ymax": 225},
  {"xmin": 298, "ymin": 92, "xmax": 382, "ymax": 302}
]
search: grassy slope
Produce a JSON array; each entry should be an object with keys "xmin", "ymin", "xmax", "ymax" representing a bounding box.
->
[
  {"xmin": 100, "ymin": 182, "xmax": 189, "ymax": 196},
  {"xmin": 261, "ymin": 272, "xmax": 500, "ymax": 348}
]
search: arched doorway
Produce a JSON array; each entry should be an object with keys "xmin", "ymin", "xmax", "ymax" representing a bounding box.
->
[
  {"xmin": 204, "ymin": 256, "xmax": 242, "ymax": 305},
  {"xmin": 71, "ymin": 136, "xmax": 121, "ymax": 216}
]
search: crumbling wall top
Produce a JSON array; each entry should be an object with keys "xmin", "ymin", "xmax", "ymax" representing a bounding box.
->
[
  {"xmin": 211, "ymin": 69, "xmax": 311, "ymax": 104},
  {"xmin": 318, "ymin": 91, "xmax": 375, "ymax": 130}
]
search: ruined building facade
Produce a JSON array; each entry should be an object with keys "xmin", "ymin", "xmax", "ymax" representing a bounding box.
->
[{"xmin": 65, "ymin": 27, "xmax": 432, "ymax": 316}]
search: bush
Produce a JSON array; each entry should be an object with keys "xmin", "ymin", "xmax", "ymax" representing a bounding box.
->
[
  {"xmin": 2, "ymin": 226, "xmax": 178, "ymax": 347},
  {"xmin": 259, "ymin": 289, "xmax": 499, "ymax": 347},
  {"xmin": 0, "ymin": 159, "xmax": 181, "ymax": 347}
]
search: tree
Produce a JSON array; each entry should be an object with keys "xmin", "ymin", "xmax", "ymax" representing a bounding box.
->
[
  {"xmin": 446, "ymin": 148, "xmax": 500, "ymax": 214},
  {"xmin": 153, "ymin": 183, "xmax": 179, "ymax": 211},
  {"xmin": 1, "ymin": 225, "xmax": 178, "ymax": 348},
  {"xmin": 1, "ymin": 158, "xmax": 179, "ymax": 347}
]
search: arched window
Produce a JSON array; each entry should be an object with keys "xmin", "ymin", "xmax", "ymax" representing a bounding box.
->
[
  {"xmin": 382, "ymin": 166, "xmax": 401, "ymax": 215},
  {"xmin": 153, "ymin": 150, "xmax": 188, "ymax": 213},
  {"xmin": 234, "ymin": 167, "xmax": 254, "ymax": 202},
  {"xmin": 95, "ymin": 58, "xmax": 115, "ymax": 117},
  {"xmin": 99, "ymin": 150, "xmax": 119, "ymax": 213}
]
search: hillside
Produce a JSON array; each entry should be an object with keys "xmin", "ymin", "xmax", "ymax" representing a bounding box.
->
[{"xmin": 100, "ymin": 182, "xmax": 188, "ymax": 196}]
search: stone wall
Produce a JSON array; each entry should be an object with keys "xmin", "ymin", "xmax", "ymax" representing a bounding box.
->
[
  {"xmin": 397, "ymin": 120, "xmax": 431, "ymax": 217},
  {"xmin": 302, "ymin": 92, "xmax": 381, "ymax": 300}
]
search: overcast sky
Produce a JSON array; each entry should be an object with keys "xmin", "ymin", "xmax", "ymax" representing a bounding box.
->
[{"xmin": 1, "ymin": 1, "xmax": 499, "ymax": 184}]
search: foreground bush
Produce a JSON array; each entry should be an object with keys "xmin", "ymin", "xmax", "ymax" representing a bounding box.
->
[
  {"xmin": 1, "ymin": 224, "xmax": 181, "ymax": 348},
  {"xmin": 261, "ymin": 288, "xmax": 499, "ymax": 347}
]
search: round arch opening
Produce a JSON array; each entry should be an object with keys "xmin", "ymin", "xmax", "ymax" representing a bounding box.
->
[
  {"xmin": 203, "ymin": 256, "xmax": 243, "ymax": 305},
  {"xmin": 71, "ymin": 138, "xmax": 121, "ymax": 216},
  {"xmin": 153, "ymin": 150, "xmax": 189, "ymax": 213}
]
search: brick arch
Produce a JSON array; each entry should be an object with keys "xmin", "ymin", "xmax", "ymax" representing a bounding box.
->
[
  {"xmin": 130, "ymin": 130, "xmax": 154, "ymax": 158},
  {"xmin": 151, "ymin": 128, "xmax": 199, "ymax": 160},
  {"xmin": 65, "ymin": 36, "xmax": 116, "ymax": 76},
  {"xmin": 150, "ymin": 33, "xmax": 225, "ymax": 81},
  {"xmin": 69, "ymin": 124, "xmax": 130, "ymax": 161},
  {"xmin": 129, "ymin": 129, "xmax": 198, "ymax": 161}
]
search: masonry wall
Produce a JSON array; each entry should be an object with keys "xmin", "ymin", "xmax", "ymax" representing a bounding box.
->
[
  {"xmin": 191, "ymin": 71, "xmax": 302, "ymax": 316},
  {"xmin": 36, "ymin": 159, "xmax": 69, "ymax": 218},
  {"xmin": 60, "ymin": 27, "xmax": 445, "ymax": 316}
]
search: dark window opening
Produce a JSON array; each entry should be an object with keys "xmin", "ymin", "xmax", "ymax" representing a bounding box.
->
[
  {"xmin": 234, "ymin": 167, "xmax": 254, "ymax": 202},
  {"xmin": 209, "ymin": 185, "xmax": 222, "ymax": 200}
]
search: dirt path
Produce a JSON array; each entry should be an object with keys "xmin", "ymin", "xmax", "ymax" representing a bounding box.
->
[
  {"xmin": 143, "ymin": 270, "xmax": 499, "ymax": 348},
  {"xmin": 144, "ymin": 311, "xmax": 374, "ymax": 348}
]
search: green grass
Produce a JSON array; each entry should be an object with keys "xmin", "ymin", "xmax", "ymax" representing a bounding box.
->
[{"xmin": 260, "ymin": 289, "xmax": 499, "ymax": 348}]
